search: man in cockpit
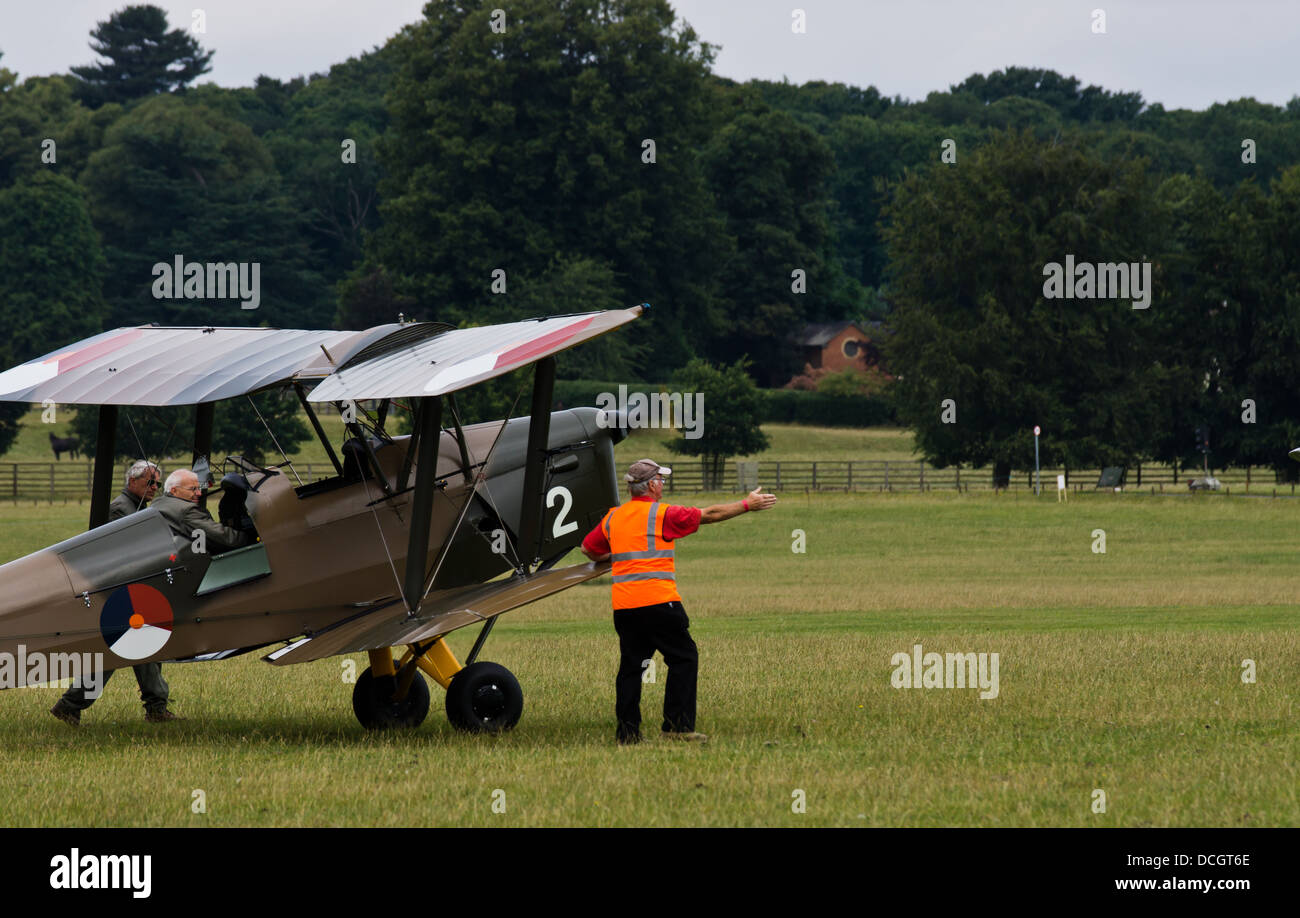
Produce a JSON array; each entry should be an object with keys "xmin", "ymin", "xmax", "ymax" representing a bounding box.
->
[{"xmin": 154, "ymin": 469, "xmax": 252, "ymax": 555}]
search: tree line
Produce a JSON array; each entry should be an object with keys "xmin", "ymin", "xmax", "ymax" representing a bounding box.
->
[{"xmin": 2, "ymin": 1, "xmax": 1300, "ymax": 474}]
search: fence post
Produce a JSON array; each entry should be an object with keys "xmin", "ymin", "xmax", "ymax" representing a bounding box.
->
[
  {"xmin": 847, "ymin": 461, "xmax": 852, "ymax": 492},
  {"xmin": 885, "ymin": 461, "xmax": 890, "ymax": 491},
  {"xmin": 955, "ymin": 464, "xmax": 960, "ymax": 491},
  {"xmin": 812, "ymin": 462, "xmax": 817, "ymax": 491},
  {"xmin": 775, "ymin": 462, "xmax": 781, "ymax": 491},
  {"xmin": 49, "ymin": 464, "xmax": 54, "ymax": 503},
  {"xmin": 918, "ymin": 460, "xmax": 924, "ymax": 491},
  {"xmin": 10, "ymin": 465, "xmax": 15, "ymax": 498}
]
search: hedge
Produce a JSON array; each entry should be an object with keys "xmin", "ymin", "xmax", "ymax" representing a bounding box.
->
[{"xmin": 552, "ymin": 380, "xmax": 895, "ymax": 428}]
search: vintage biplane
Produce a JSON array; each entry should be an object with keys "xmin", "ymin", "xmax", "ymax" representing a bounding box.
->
[{"xmin": 0, "ymin": 306, "xmax": 644, "ymax": 731}]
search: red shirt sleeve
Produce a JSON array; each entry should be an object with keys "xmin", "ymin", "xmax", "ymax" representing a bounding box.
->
[
  {"xmin": 662, "ymin": 504, "xmax": 701, "ymax": 540},
  {"xmin": 582, "ymin": 514, "xmax": 612, "ymax": 556}
]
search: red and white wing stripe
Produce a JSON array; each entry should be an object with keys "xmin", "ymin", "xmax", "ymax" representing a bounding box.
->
[{"xmin": 308, "ymin": 307, "xmax": 641, "ymax": 403}]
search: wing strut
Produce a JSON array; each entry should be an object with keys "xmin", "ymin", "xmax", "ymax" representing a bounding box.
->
[
  {"xmin": 88, "ymin": 405, "xmax": 118, "ymax": 530},
  {"xmin": 515, "ymin": 356, "xmax": 556, "ymax": 572},
  {"xmin": 193, "ymin": 402, "xmax": 214, "ymax": 471},
  {"xmin": 402, "ymin": 395, "xmax": 443, "ymax": 614},
  {"xmin": 295, "ymin": 384, "xmax": 343, "ymax": 477},
  {"xmin": 446, "ymin": 393, "xmax": 474, "ymax": 484}
]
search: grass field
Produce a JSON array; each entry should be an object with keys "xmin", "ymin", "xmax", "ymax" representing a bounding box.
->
[{"xmin": 0, "ymin": 490, "xmax": 1296, "ymax": 827}]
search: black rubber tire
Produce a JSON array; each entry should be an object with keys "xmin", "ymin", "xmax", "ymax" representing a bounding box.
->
[
  {"xmin": 352, "ymin": 666, "xmax": 431, "ymax": 730},
  {"xmin": 445, "ymin": 662, "xmax": 523, "ymax": 733}
]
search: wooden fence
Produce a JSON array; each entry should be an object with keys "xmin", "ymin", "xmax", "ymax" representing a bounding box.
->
[
  {"xmin": 0, "ymin": 461, "xmax": 336, "ymax": 502},
  {"xmin": 3, "ymin": 458, "xmax": 1292, "ymax": 501},
  {"xmin": 659, "ymin": 460, "xmax": 1294, "ymax": 494}
]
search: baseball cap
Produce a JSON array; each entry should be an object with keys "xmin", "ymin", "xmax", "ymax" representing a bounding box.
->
[{"xmin": 625, "ymin": 458, "xmax": 672, "ymax": 484}]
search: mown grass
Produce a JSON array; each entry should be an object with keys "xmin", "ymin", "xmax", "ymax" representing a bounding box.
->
[{"xmin": 0, "ymin": 491, "xmax": 1296, "ymax": 827}]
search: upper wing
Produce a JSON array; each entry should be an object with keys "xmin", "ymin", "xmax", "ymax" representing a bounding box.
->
[
  {"xmin": 307, "ymin": 306, "xmax": 644, "ymax": 402},
  {"xmin": 0, "ymin": 307, "xmax": 643, "ymax": 406},
  {"xmin": 0, "ymin": 325, "xmax": 398, "ymax": 406}
]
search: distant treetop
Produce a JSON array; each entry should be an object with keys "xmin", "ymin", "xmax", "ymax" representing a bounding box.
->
[{"xmin": 71, "ymin": 4, "xmax": 214, "ymax": 108}]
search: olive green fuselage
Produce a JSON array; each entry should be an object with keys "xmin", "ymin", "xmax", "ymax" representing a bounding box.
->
[{"xmin": 0, "ymin": 408, "xmax": 620, "ymax": 676}]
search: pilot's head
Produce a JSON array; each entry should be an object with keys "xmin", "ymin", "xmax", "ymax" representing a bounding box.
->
[
  {"xmin": 165, "ymin": 469, "xmax": 202, "ymax": 504},
  {"xmin": 625, "ymin": 458, "xmax": 671, "ymax": 499},
  {"xmin": 125, "ymin": 460, "xmax": 161, "ymax": 500}
]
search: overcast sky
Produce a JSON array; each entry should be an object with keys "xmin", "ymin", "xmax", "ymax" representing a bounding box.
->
[{"xmin": 2, "ymin": 0, "xmax": 1297, "ymax": 111}]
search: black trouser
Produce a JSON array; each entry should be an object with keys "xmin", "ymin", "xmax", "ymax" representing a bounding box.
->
[
  {"xmin": 59, "ymin": 662, "xmax": 169, "ymax": 713},
  {"xmin": 613, "ymin": 600, "xmax": 698, "ymax": 739}
]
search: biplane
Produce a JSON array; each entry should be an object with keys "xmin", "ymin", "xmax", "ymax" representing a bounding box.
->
[{"xmin": 0, "ymin": 306, "xmax": 644, "ymax": 731}]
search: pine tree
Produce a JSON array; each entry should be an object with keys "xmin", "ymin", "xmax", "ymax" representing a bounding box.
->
[{"xmin": 71, "ymin": 4, "xmax": 213, "ymax": 108}]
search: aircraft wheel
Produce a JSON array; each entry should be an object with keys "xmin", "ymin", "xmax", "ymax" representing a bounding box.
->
[
  {"xmin": 352, "ymin": 666, "xmax": 430, "ymax": 730},
  {"xmin": 445, "ymin": 662, "xmax": 523, "ymax": 733}
]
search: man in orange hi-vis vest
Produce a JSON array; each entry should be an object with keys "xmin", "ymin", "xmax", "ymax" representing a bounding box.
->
[{"xmin": 582, "ymin": 458, "xmax": 777, "ymax": 745}]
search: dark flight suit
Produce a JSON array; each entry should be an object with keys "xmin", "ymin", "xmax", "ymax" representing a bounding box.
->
[{"xmin": 58, "ymin": 489, "xmax": 171, "ymax": 714}]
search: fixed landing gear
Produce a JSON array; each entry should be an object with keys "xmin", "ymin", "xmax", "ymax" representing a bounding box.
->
[
  {"xmin": 445, "ymin": 661, "xmax": 523, "ymax": 733},
  {"xmin": 349, "ymin": 639, "xmax": 522, "ymax": 733},
  {"xmin": 351, "ymin": 666, "xmax": 431, "ymax": 729}
]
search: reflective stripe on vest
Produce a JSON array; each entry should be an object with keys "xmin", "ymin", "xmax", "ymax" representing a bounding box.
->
[{"xmin": 606, "ymin": 499, "xmax": 681, "ymax": 609}]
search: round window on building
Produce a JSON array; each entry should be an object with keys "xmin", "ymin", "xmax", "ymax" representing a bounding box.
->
[{"xmin": 842, "ymin": 339, "xmax": 860, "ymax": 358}]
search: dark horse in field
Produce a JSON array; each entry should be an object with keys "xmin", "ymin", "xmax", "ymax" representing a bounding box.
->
[{"xmin": 49, "ymin": 433, "xmax": 80, "ymax": 460}]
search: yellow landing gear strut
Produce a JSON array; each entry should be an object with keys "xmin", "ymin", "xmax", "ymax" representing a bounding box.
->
[
  {"xmin": 352, "ymin": 642, "xmax": 458, "ymax": 730},
  {"xmin": 397, "ymin": 639, "xmax": 463, "ymax": 690},
  {"xmin": 356, "ymin": 638, "xmax": 521, "ymax": 733}
]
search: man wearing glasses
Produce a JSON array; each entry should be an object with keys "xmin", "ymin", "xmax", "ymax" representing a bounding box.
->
[
  {"xmin": 153, "ymin": 468, "xmax": 251, "ymax": 557},
  {"xmin": 50, "ymin": 460, "xmax": 180, "ymax": 726},
  {"xmin": 582, "ymin": 458, "xmax": 777, "ymax": 745}
]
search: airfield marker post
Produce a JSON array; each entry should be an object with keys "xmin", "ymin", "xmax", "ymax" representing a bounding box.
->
[{"xmin": 1033, "ymin": 425, "xmax": 1041, "ymax": 495}]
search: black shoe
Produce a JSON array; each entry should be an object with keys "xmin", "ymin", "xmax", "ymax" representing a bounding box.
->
[
  {"xmin": 145, "ymin": 709, "xmax": 183, "ymax": 723},
  {"xmin": 617, "ymin": 732, "xmax": 641, "ymax": 745},
  {"xmin": 50, "ymin": 702, "xmax": 80, "ymax": 727}
]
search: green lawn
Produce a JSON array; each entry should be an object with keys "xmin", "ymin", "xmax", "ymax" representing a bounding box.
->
[{"xmin": 0, "ymin": 492, "xmax": 1295, "ymax": 826}]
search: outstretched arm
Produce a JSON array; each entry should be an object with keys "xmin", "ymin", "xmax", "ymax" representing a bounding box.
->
[
  {"xmin": 581, "ymin": 520, "xmax": 612, "ymax": 562},
  {"xmin": 700, "ymin": 487, "xmax": 778, "ymax": 524}
]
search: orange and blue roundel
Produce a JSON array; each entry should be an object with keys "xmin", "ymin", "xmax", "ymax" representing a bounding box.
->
[{"xmin": 100, "ymin": 584, "xmax": 173, "ymax": 660}]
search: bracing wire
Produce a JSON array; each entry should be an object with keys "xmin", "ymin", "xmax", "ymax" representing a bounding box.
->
[
  {"xmin": 420, "ymin": 381, "xmax": 529, "ymax": 603},
  {"xmin": 246, "ymin": 394, "xmax": 302, "ymax": 485}
]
